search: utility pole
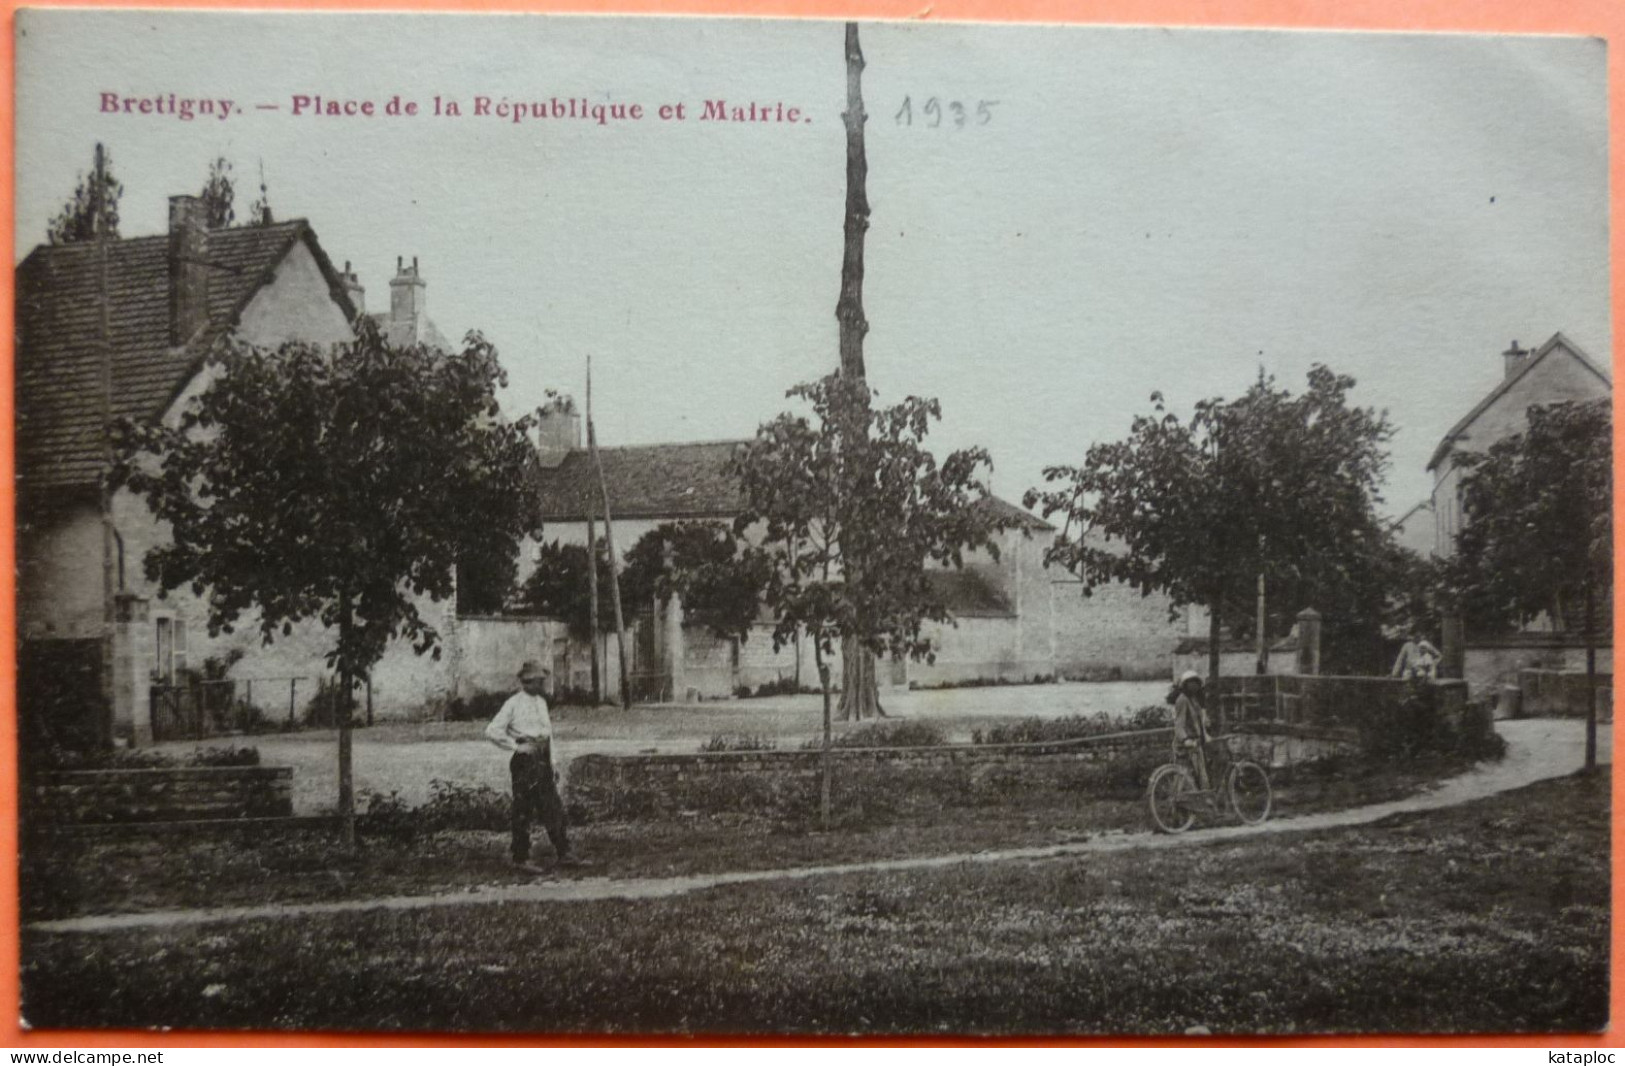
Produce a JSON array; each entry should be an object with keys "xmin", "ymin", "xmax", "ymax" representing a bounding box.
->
[
  {"xmin": 586, "ymin": 361, "xmax": 602, "ymax": 704},
  {"xmin": 96, "ymin": 142, "xmax": 118, "ymax": 749},
  {"xmin": 587, "ymin": 359, "xmax": 632, "ymax": 709}
]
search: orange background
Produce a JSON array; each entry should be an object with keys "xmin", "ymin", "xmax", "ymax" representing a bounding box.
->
[{"xmin": 0, "ymin": 0, "xmax": 1619, "ymax": 1049}]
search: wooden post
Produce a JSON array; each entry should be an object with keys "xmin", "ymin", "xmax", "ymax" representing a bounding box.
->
[
  {"xmin": 587, "ymin": 512, "xmax": 601, "ymax": 704},
  {"xmin": 288, "ymin": 678, "xmax": 296, "ymax": 727}
]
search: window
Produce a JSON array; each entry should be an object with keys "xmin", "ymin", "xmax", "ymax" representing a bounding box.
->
[{"xmin": 154, "ymin": 616, "xmax": 187, "ymax": 685}]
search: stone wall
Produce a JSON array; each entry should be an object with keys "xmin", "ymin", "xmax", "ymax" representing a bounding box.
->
[
  {"xmin": 1465, "ymin": 636, "xmax": 1613, "ymax": 695},
  {"xmin": 28, "ymin": 766, "xmax": 294, "ymax": 824},
  {"xmin": 1049, "ymin": 576, "xmax": 1187, "ymax": 681},
  {"xmin": 567, "ymin": 730, "xmax": 1172, "ymax": 822},
  {"xmin": 1518, "ymin": 669, "xmax": 1614, "ymax": 720}
]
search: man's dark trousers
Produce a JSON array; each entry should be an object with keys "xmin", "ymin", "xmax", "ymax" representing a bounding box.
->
[{"xmin": 510, "ymin": 743, "xmax": 570, "ymax": 863}]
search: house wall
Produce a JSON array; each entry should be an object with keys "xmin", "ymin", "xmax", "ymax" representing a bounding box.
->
[
  {"xmin": 17, "ymin": 500, "xmax": 106, "ymax": 639},
  {"xmin": 1050, "ymin": 575, "xmax": 1188, "ymax": 680},
  {"xmin": 1432, "ymin": 350, "xmax": 1610, "ymax": 556},
  {"xmin": 96, "ymin": 244, "xmax": 478, "ymax": 729}
]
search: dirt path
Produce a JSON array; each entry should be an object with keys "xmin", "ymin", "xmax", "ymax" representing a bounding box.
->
[{"xmin": 32, "ymin": 718, "xmax": 1608, "ymax": 936}]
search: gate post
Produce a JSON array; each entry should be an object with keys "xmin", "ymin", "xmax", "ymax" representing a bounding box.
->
[
  {"xmin": 111, "ymin": 594, "xmax": 153, "ymax": 746},
  {"xmin": 1295, "ymin": 608, "xmax": 1322, "ymax": 677}
]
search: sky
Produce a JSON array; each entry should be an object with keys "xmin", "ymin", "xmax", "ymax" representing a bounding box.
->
[{"xmin": 14, "ymin": 12, "xmax": 1611, "ymax": 519}]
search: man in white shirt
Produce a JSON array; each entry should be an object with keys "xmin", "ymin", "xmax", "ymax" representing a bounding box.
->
[{"xmin": 485, "ymin": 659, "xmax": 582, "ymax": 873}]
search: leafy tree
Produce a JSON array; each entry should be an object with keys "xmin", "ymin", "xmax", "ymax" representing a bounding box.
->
[
  {"xmin": 199, "ymin": 157, "xmax": 236, "ymax": 229},
  {"xmin": 1444, "ymin": 398, "xmax": 1611, "ymax": 769},
  {"xmin": 1026, "ymin": 365, "xmax": 1395, "ymax": 682},
  {"xmin": 515, "ymin": 541, "xmax": 615, "ymax": 640},
  {"xmin": 114, "ymin": 318, "xmax": 542, "ymax": 844},
  {"xmin": 47, "ymin": 143, "xmax": 122, "ymax": 244},
  {"xmin": 619, "ymin": 521, "xmax": 772, "ymax": 643},
  {"xmin": 732, "ymin": 372, "xmax": 1007, "ymax": 720}
]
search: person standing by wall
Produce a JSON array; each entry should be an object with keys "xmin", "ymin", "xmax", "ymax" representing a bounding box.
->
[{"xmin": 485, "ymin": 660, "xmax": 585, "ymax": 874}]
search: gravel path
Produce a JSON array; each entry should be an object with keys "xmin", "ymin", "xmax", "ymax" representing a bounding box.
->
[{"xmin": 32, "ymin": 718, "xmax": 1607, "ymax": 936}]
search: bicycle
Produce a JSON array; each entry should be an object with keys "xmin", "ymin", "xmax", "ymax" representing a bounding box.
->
[{"xmin": 1146, "ymin": 735, "xmax": 1272, "ymax": 833}]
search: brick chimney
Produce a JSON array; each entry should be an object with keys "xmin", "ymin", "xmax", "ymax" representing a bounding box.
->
[
  {"xmin": 339, "ymin": 260, "xmax": 365, "ymax": 314},
  {"xmin": 536, "ymin": 399, "xmax": 582, "ymax": 469},
  {"xmin": 168, "ymin": 195, "xmax": 211, "ymax": 345},
  {"xmin": 1502, "ymin": 339, "xmax": 1530, "ymax": 380},
  {"xmin": 389, "ymin": 255, "xmax": 426, "ymax": 326}
]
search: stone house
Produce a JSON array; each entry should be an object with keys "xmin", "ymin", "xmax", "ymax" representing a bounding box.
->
[
  {"xmin": 15, "ymin": 195, "xmax": 506, "ymax": 744},
  {"xmin": 1424, "ymin": 332, "xmax": 1613, "ymax": 693},
  {"xmin": 529, "ymin": 408, "xmax": 1189, "ymax": 699}
]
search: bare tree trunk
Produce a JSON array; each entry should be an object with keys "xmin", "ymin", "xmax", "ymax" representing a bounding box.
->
[
  {"xmin": 839, "ymin": 636, "xmax": 887, "ymax": 720},
  {"xmin": 816, "ymin": 644, "xmax": 833, "ymax": 831},
  {"xmin": 1255, "ymin": 571, "xmax": 1268, "ymax": 675},
  {"xmin": 1207, "ymin": 601, "xmax": 1222, "ymax": 688},
  {"xmin": 834, "ymin": 22, "xmax": 885, "ymax": 722},
  {"xmin": 337, "ymin": 595, "xmax": 356, "ymax": 852}
]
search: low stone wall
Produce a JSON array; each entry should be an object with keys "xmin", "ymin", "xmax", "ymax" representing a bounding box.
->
[
  {"xmin": 27, "ymin": 766, "xmax": 294, "ymax": 824},
  {"xmin": 570, "ymin": 729, "xmax": 1162, "ymax": 824},
  {"xmin": 1518, "ymin": 669, "xmax": 1614, "ymax": 720}
]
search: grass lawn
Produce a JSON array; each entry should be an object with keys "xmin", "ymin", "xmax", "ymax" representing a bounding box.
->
[
  {"xmin": 20, "ymin": 771, "xmax": 1607, "ymax": 1036},
  {"xmin": 23, "ymin": 753, "xmax": 1474, "ymax": 923}
]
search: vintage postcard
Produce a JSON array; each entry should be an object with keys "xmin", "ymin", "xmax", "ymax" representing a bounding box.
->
[{"xmin": 12, "ymin": 9, "xmax": 1611, "ymax": 1037}]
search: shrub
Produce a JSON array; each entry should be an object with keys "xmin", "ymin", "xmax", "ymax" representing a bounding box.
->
[
  {"xmin": 42, "ymin": 746, "xmax": 260, "ymax": 771},
  {"xmin": 442, "ymin": 690, "xmax": 510, "ymax": 723},
  {"xmin": 972, "ymin": 706, "xmax": 1168, "ymax": 745},
  {"xmin": 416, "ymin": 778, "xmax": 511, "ymax": 832},
  {"xmin": 909, "ymin": 674, "xmax": 1057, "ymax": 692},
  {"xmin": 699, "ymin": 733, "xmax": 778, "ymax": 753},
  {"xmin": 187, "ymin": 745, "xmax": 260, "ymax": 768},
  {"xmin": 802, "ymin": 719, "xmax": 947, "ymax": 750}
]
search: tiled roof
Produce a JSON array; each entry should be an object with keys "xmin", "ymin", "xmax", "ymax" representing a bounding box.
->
[
  {"xmin": 536, "ymin": 441, "xmax": 747, "ymax": 521},
  {"xmin": 1426, "ymin": 332, "xmax": 1612, "ymax": 472},
  {"xmin": 15, "ymin": 221, "xmax": 355, "ymax": 492},
  {"xmin": 536, "ymin": 439, "xmax": 1054, "ymax": 533},
  {"xmin": 973, "ymin": 494, "xmax": 1055, "ymax": 532}
]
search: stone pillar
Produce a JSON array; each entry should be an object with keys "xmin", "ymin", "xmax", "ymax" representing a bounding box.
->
[
  {"xmin": 1440, "ymin": 613, "xmax": 1466, "ymax": 683},
  {"xmin": 665, "ymin": 592, "xmax": 687, "ymax": 701},
  {"xmin": 110, "ymin": 594, "xmax": 152, "ymax": 746},
  {"xmin": 1295, "ymin": 608, "xmax": 1322, "ymax": 677}
]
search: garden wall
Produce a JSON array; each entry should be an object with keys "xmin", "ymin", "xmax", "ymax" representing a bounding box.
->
[
  {"xmin": 27, "ymin": 766, "xmax": 294, "ymax": 824},
  {"xmin": 1518, "ymin": 669, "xmax": 1614, "ymax": 720},
  {"xmin": 1211, "ymin": 675, "xmax": 1494, "ymax": 759}
]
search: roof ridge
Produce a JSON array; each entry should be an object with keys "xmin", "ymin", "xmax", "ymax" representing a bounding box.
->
[{"xmin": 1426, "ymin": 331, "xmax": 1612, "ymax": 471}]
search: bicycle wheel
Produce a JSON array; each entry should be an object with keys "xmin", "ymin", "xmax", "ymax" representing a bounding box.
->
[
  {"xmin": 1227, "ymin": 760, "xmax": 1272, "ymax": 825},
  {"xmin": 1147, "ymin": 763, "xmax": 1197, "ymax": 834}
]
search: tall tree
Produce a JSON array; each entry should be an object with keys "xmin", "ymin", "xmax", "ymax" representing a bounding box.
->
[
  {"xmin": 831, "ymin": 21, "xmax": 889, "ymax": 718},
  {"xmin": 47, "ymin": 142, "xmax": 122, "ymax": 244},
  {"xmin": 114, "ymin": 318, "xmax": 542, "ymax": 846},
  {"xmin": 1444, "ymin": 398, "xmax": 1612, "ymax": 770},
  {"xmin": 1026, "ymin": 365, "xmax": 1394, "ymax": 683},
  {"xmin": 199, "ymin": 156, "xmax": 236, "ymax": 229}
]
